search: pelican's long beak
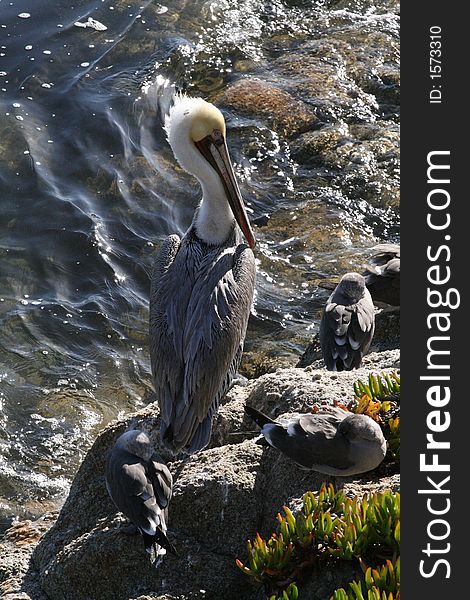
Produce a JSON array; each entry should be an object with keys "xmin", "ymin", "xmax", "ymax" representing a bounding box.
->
[{"xmin": 195, "ymin": 130, "xmax": 256, "ymax": 250}]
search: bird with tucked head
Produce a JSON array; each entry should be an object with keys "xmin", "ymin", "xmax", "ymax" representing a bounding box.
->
[
  {"xmin": 105, "ymin": 429, "xmax": 176, "ymax": 566},
  {"xmin": 320, "ymin": 272, "xmax": 375, "ymax": 371},
  {"xmin": 245, "ymin": 405, "xmax": 387, "ymax": 476}
]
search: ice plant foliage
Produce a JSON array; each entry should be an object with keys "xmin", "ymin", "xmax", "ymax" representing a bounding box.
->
[
  {"xmin": 348, "ymin": 372, "xmax": 400, "ymax": 460},
  {"xmin": 269, "ymin": 583, "xmax": 299, "ymax": 600},
  {"xmin": 331, "ymin": 558, "xmax": 400, "ymax": 600},
  {"xmin": 236, "ymin": 485, "xmax": 400, "ymax": 599},
  {"xmin": 352, "ymin": 372, "xmax": 400, "ymax": 405}
]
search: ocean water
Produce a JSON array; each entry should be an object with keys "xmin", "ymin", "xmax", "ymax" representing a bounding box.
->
[{"xmin": 0, "ymin": 0, "xmax": 399, "ymax": 527}]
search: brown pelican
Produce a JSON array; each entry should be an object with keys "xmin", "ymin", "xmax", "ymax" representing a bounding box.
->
[
  {"xmin": 105, "ymin": 430, "xmax": 176, "ymax": 564},
  {"xmin": 319, "ymin": 272, "xmax": 375, "ymax": 371},
  {"xmin": 245, "ymin": 405, "xmax": 386, "ymax": 476},
  {"xmin": 364, "ymin": 243, "xmax": 400, "ymax": 306},
  {"xmin": 150, "ymin": 96, "xmax": 256, "ymax": 456}
]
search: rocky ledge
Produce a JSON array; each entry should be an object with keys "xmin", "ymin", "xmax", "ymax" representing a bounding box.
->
[{"xmin": 0, "ymin": 350, "xmax": 399, "ymax": 600}]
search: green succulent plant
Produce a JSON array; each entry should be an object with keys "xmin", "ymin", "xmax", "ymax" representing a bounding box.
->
[
  {"xmin": 331, "ymin": 558, "xmax": 400, "ymax": 600},
  {"xmin": 269, "ymin": 583, "xmax": 299, "ymax": 600},
  {"xmin": 385, "ymin": 417, "xmax": 400, "ymax": 460},
  {"xmin": 236, "ymin": 485, "xmax": 400, "ymax": 598},
  {"xmin": 347, "ymin": 372, "xmax": 400, "ymax": 460},
  {"xmin": 353, "ymin": 372, "xmax": 400, "ymax": 404}
]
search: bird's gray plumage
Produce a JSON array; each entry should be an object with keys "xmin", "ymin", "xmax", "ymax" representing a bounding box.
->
[
  {"xmin": 245, "ymin": 405, "xmax": 387, "ymax": 476},
  {"xmin": 150, "ymin": 221, "xmax": 256, "ymax": 455},
  {"xmin": 364, "ymin": 243, "xmax": 400, "ymax": 306},
  {"xmin": 320, "ymin": 272, "xmax": 375, "ymax": 371},
  {"xmin": 105, "ymin": 430, "xmax": 175, "ymax": 563}
]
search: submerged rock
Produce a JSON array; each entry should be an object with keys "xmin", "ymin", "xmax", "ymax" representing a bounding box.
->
[
  {"xmin": 291, "ymin": 122, "xmax": 399, "ymax": 210},
  {"xmin": 213, "ymin": 79, "xmax": 317, "ymax": 137}
]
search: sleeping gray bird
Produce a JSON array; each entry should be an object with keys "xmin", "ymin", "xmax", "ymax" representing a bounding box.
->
[
  {"xmin": 105, "ymin": 430, "xmax": 176, "ymax": 564},
  {"xmin": 364, "ymin": 243, "xmax": 400, "ymax": 306},
  {"xmin": 319, "ymin": 272, "xmax": 375, "ymax": 371},
  {"xmin": 245, "ymin": 405, "xmax": 387, "ymax": 476},
  {"xmin": 150, "ymin": 95, "xmax": 256, "ymax": 456}
]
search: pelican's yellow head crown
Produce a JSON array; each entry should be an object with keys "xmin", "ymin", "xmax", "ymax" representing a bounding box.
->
[
  {"xmin": 165, "ymin": 95, "xmax": 227, "ymax": 145},
  {"xmin": 189, "ymin": 100, "xmax": 226, "ymax": 142}
]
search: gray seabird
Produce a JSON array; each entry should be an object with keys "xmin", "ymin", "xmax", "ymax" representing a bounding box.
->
[
  {"xmin": 245, "ymin": 405, "xmax": 387, "ymax": 476},
  {"xmin": 319, "ymin": 272, "xmax": 375, "ymax": 371},
  {"xmin": 150, "ymin": 95, "xmax": 256, "ymax": 456},
  {"xmin": 105, "ymin": 429, "xmax": 176, "ymax": 564},
  {"xmin": 364, "ymin": 243, "xmax": 400, "ymax": 306}
]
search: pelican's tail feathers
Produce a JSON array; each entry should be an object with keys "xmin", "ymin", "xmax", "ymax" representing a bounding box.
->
[{"xmin": 185, "ymin": 413, "xmax": 213, "ymax": 456}]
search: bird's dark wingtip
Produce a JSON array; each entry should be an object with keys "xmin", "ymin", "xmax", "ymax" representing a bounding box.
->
[
  {"xmin": 244, "ymin": 405, "xmax": 276, "ymax": 428},
  {"xmin": 255, "ymin": 436, "xmax": 271, "ymax": 447},
  {"xmin": 142, "ymin": 528, "xmax": 177, "ymax": 558},
  {"xmin": 164, "ymin": 538, "xmax": 178, "ymax": 557}
]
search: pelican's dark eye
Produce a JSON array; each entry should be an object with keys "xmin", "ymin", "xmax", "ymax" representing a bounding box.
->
[{"xmin": 211, "ymin": 129, "xmax": 224, "ymax": 146}]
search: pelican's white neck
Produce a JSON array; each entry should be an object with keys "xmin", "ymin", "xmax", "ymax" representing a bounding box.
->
[
  {"xmin": 195, "ymin": 180, "xmax": 235, "ymax": 245},
  {"xmin": 165, "ymin": 95, "xmax": 236, "ymax": 245}
]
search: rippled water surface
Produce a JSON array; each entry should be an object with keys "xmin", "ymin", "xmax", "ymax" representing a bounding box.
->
[{"xmin": 0, "ymin": 0, "xmax": 399, "ymax": 526}]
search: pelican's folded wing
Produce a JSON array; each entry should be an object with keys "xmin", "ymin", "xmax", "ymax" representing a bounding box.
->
[
  {"xmin": 173, "ymin": 245, "xmax": 256, "ymax": 452},
  {"xmin": 150, "ymin": 234, "xmax": 186, "ymax": 428}
]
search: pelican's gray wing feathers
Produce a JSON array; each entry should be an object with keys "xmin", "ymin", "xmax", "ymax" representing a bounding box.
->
[
  {"xmin": 150, "ymin": 234, "xmax": 186, "ymax": 427},
  {"xmin": 150, "ymin": 234, "xmax": 255, "ymax": 454},
  {"xmin": 175, "ymin": 245, "xmax": 255, "ymax": 453}
]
